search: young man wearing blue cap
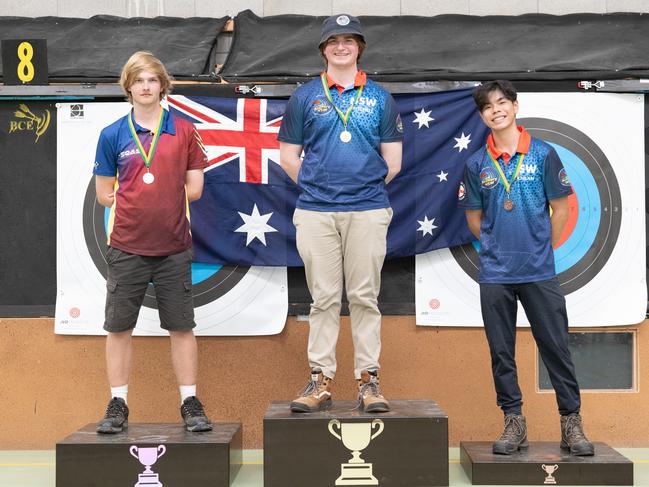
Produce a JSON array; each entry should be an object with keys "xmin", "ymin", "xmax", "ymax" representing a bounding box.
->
[
  {"xmin": 459, "ymin": 80, "xmax": 594, "ymax": 456},
  {"xmin": 279, "ymin": 14, "xmax": 403, "ymax": 413}
]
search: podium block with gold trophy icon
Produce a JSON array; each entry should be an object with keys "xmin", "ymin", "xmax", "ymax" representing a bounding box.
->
[{"xmin": 328, "ymin": 418, "xmax": 384, "ymax": 485}]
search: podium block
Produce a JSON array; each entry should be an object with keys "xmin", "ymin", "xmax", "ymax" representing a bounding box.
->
[
  {"xmin": 56, "ymin": 422, "xmax": 242, "ymax": 487},
  {"xmin": 264, "ymin": 400, "xmax": 448, "ymax": 487},
  {"xmin": 460, "ymin": 441, "xmax": 633, "ymax": 485}
]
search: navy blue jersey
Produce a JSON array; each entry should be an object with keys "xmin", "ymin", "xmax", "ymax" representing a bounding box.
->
[
  {"xmin": 459, "ymin": 128, "xmax": 573, "ymax": 283},
  {"xmin": 278, "ymin": 72, "xmax": 403, "ymax": 211}
]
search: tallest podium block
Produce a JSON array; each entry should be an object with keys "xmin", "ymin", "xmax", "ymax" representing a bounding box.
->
[{"xmin": 264, "ymin": 400, "xmax": 449, "ymax": 487}]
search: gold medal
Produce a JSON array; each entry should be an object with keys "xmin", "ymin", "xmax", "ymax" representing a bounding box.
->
[{"xmin": 340, "ymin": 130, "xmax": 352, "ymax": 143}]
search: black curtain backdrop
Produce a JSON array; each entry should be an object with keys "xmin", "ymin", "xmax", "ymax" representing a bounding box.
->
[
  {"xmin": 0, "ymin": 101, "xmax": 57, "ymax": 316},
  {"xmin": 222, "ymin": 10, "xmax": 649, "ymax": 82},
  {"xmin": 0, "ymin": 15, "xmax": 227, "ymax": 80}
]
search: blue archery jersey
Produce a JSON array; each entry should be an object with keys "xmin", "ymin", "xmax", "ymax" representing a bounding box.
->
[{"xmin": 459, "ymin": 129, "xmax": 573, "ymax": 284}]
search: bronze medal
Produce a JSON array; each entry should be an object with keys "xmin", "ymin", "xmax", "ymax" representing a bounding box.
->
[{"xmin": 504, "ymin": 198, "xmax": 514, "ymax": 211}]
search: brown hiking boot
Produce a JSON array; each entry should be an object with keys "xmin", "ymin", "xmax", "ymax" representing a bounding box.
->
[
  {"xmin": 493, "ymin": 414, "xmax": 528, "ymax": 454},
  {"xmin": 561, "ymin": 414, "xmax": 594, "ymax": 456},
  {"xmin": 290, "ymin": 369, "xmax": 333, "ymax": 413},
  {"xmin": 357, "ymin": 370, "xmax": 390, "ymax": 413}
]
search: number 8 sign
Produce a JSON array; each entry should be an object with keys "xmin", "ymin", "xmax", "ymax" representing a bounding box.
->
[{"xmin": 1, "ymin": 38, "xmax": 49, "ymax": 85}]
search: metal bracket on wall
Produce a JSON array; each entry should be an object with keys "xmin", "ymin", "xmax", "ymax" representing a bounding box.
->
[{"xmin": 579, "ymin": 79, "xmax": 649, "ymax": 92}]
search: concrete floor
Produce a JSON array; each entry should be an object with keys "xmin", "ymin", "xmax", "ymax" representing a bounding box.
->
[{"xmin": 1, "ymin": 447, "xmax": 646, "ymax": 486}]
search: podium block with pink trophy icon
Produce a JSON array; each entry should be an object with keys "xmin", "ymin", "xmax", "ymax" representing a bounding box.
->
[{"xmin": 56, "ymin": 423, "xmax": 242, "ymax": 487}]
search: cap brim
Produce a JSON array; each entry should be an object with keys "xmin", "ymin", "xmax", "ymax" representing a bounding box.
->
[{"xmin": 319, "ymin": 29, "xmax": 365, "ymax": 46}]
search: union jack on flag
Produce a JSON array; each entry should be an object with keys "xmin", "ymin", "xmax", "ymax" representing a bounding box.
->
[{"xmin": 168, "ymin": 95, "xmax": 284, "ymax": 184}]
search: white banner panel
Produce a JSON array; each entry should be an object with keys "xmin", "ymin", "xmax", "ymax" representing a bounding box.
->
[
  {"xmin": 55, "ymin": 102, "xmax": 287, "ymax": 336},
  {"xmin": 417, "ymin": 93, "xmax": 646, "ymax": 327}
]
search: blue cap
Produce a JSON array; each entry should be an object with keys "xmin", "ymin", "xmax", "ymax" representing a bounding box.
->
[{"xmin": 319, "ymin": 14, "xmax": 365, "ymax": 47}]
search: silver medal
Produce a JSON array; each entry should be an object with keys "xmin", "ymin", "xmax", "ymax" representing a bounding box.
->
[
  {"xmin": 142, "ymin": 172, "xmax": 155, "ymax": 184},
  {"xmin": 340, "ymin": 130, "xmax": 352, "ymax": 143}
]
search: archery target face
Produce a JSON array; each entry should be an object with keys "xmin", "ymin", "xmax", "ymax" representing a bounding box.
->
[{"xmin": 417, "ymin": 93, "xmax": 646, "ymax": 327}]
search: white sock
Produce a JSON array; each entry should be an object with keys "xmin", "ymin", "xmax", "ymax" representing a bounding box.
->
[
  {"xmin": 111, "ymin": 384, "xmax": 128, "ymax": 404},
  {"xmin": 180, "ymin": 384, "xmax": 197, "ymax": 404}
]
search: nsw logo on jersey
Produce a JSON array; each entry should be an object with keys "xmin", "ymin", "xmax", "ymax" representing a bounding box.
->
[{"xmin": 479, "ymin": 166, "xmax": 499, "ymax": 189}]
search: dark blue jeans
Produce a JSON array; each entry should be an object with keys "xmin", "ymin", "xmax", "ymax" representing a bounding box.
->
[{"xmin": 480, "ymin": 278, "xmax": 581, "ymax": 416}]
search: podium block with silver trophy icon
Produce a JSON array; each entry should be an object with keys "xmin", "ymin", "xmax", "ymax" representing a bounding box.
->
[
  {"xmin": 460, "ymin": 441, "xmax": 633, "ymax": 485},
  {"xmin": 264, "ymin": 400, "xmax": 449, "ymax": 487},
  {"xmin": 56, "ymin": 423, "xmax": 242, "ymax": 487}
]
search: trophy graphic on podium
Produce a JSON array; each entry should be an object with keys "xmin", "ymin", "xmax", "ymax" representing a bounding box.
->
[
  {"xmin": 541, "ymin": 464, "xmax": 559, "ymax": 485},
  {"xmin": 129, "ymin": 444, "xmax": 167, "ymax": 487},
  {"xmin": 328, "ymin": 419, "xmax": 384, "ymax": 485}
]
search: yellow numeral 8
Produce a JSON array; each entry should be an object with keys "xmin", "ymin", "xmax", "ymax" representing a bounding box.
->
[{"xmin": 17, "ymin": 41, "xmax": 35, "ymax": 83}]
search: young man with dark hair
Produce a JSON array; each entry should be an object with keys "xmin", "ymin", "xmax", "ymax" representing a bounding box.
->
[
  {"xmin": 459, "ymin": 80, "xmax": 594, "ymax": 456},
  {"xmin": 94, "ymin": 51, "xmax": 212, "ymax": 433},
  {"xmin": 279, "ymin": 14, "xmax": 403, "ymax": 413}
]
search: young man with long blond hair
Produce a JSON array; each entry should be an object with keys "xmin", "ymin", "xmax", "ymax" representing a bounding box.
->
[{"xmin": 94, "ymin": 51, "xmax": 211, "ymax": 433}]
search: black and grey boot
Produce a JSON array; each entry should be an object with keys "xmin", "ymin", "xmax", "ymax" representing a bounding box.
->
[
  {"xmin": 560, "ymin": 414, "xmax": 594, "ymax": 456},
  {"xmin": 493, "ymin": 414, "xmax": 528, "ymax": 454}
]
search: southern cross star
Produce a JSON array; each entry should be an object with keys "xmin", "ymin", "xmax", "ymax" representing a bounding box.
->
[
  {"xmin": 412, "ymin": 108, "xmax": 434, "ymax": 129},
  {"xmin": 453, "ymin": 132, "xmax": 472, "ymax": 152}
]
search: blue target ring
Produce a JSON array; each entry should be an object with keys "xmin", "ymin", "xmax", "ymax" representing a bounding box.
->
[{"xmin": 550, "ymin": 143, "xmax": 600, "ymax": 273}]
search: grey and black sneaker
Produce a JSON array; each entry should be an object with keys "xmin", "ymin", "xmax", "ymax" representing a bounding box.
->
[
  {"xmin": 181, "ymin": 396, "xmax": 213, "ymax": 432},
  {"xmin": 96, "ymin": 397, "xmax": 129, "ymax": 434},
  {"xmin": 560, "ymin": 413, "xmax": 595, "ymax": 456},
  {"xmin": 492, "ymin": 414, "xmax": 528, "ymax": 454}
]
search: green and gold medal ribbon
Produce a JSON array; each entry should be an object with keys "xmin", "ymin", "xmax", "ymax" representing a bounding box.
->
[
  {"xmin": 486, "ymin": 145, "xmax": 526, "ymax": 195},
  {"xmin": 320, "ymin": 72, "xmax": 364, "ymax": 130},
  {"xmin": 127, "ymin": 107, "xmax": 165, "ymax": 170}
]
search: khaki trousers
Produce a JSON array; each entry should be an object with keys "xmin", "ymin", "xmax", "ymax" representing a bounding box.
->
[{"xmin": 293, "ymin": 207, "xmax": 392, "ymax": 379}]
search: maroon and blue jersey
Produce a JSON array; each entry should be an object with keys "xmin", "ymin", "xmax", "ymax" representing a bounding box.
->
[
  {"xmin": 278, "ymin": 71, "xmax": 403, "ymax": 211},
  {"xmin": 459, "ymin": 127, "xmax": 573, "ymax": 284},
  {"xmin": 93, "ymin": 108, "xmax": 208, "ymax": 256}
]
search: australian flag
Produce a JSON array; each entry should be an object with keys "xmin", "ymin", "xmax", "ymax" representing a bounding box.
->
[{"xmin": 168, "ymin": 88, "xmax": 489, "ymax": 266}]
